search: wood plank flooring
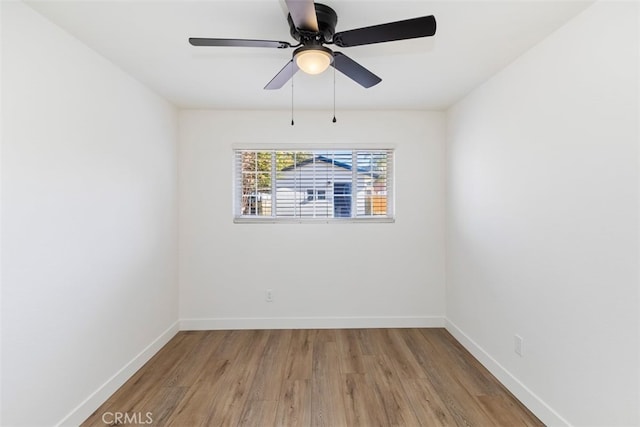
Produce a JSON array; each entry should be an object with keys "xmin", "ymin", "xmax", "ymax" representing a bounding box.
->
[{"xmin": 82, "ymin": 328, "xmax": 543, "ymax": 427}]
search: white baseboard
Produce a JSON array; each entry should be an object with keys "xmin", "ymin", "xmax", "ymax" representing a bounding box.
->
[
  {"xmin": 444, "ymin": 318, "xmax": 570, "ymax": 427},
  {"xmin": 180, "ymin": 316, "xmax": 445, "ymax": 330},
  {"xmin": 55, "ymin": 321, "xmax": 180, "ymax": 427}
]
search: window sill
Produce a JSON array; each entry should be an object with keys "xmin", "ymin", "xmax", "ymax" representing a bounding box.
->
[{"xmin": 233, "ymin": 217, "xmax": 395, "ymax": 224}]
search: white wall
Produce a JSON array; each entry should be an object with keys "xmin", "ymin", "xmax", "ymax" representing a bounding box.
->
[
  {"xmin": 179, "ymin": 110, "xmax": 445, "ymax": 329},
  {"xmin": 446, "ymin": 1, "xmax": 639, "ymax": 426},
  {"xmin": 1, "ymin": 3, "xmax": 179, "ymax": 425}
]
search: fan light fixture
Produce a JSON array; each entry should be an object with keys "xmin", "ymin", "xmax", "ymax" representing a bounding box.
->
[{"xmin": 294, "ymin": 46, "xmax": 333, "ymax": 75}]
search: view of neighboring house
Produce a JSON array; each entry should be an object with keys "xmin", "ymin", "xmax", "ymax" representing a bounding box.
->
[{"xmin": 249, "ymin": 154, "xmax": 387, "ymax": 218}]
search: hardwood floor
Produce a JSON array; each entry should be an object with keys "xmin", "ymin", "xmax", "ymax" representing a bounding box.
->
[{"xmin": 82, "ymin": 328, "xmax": 543, "ymax": 427}]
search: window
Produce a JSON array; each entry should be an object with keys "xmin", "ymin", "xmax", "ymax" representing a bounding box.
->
[
  {"xmin": 234, "ymin": 149, "xmax": 394, "ymax": 222},
  {"xmin": 306, "ymin": 189, "xmax": 327, "ymax": 201}
]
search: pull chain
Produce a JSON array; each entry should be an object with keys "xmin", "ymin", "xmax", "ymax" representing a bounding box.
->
[
  {"xmin": 332, "ymin": 59, "xmax": 337, "ymax": 123},
  {"xmin": 291, "ymin": 61, "xmax": 295, "ymax": 126}
]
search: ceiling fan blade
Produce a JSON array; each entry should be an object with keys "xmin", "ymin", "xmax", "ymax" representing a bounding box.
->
[
  {"xmin": 264, "ymin": 60, "xmax": 300, "ymax": 90},
  {"xmin": 285, "ymin": 0, "xmax": 319, "ymax": 32},
  {"xmin": 333, "ymin": 15, "xmax": 436, "ymax": 48},
  {"xmin": 331, "ymin": 52, "xmax": 381, "ymax": 88},
  {"xmin": 189, "ymin": 38, "xmax": 292, "ymax": 49}
]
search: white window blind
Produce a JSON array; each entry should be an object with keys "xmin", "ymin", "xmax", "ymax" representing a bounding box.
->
[{"xmin": 234, "ymin": 149, "xmax": 394, "ymax": 222}]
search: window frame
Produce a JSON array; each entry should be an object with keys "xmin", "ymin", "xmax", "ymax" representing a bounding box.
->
[{"xmin": 232, "ymin": 145, "xmax": 395, "ymax": 224}]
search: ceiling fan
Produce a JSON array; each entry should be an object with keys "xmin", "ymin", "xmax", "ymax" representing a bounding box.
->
[{"xmin": 188, "ymin": 0, "xmax": 436, "ymax": 90}]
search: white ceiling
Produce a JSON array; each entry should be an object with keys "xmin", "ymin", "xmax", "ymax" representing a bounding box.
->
[{"xmin": 26, "ymin": 0, "xmax": 593, "ymax": 110}]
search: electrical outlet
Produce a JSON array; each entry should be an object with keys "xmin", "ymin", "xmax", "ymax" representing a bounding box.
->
[
  {"xmin": 514, "ymin": 334, "xmax": 524, "ymax": 357},
  {"xmin": 265, "ymin": 289, "xmax": 274, "ymax": 302}
]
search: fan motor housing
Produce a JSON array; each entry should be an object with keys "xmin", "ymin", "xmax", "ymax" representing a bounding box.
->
[{"xmin": 288, "ymin": 3, "xmax": 338, "ymax": 44}]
